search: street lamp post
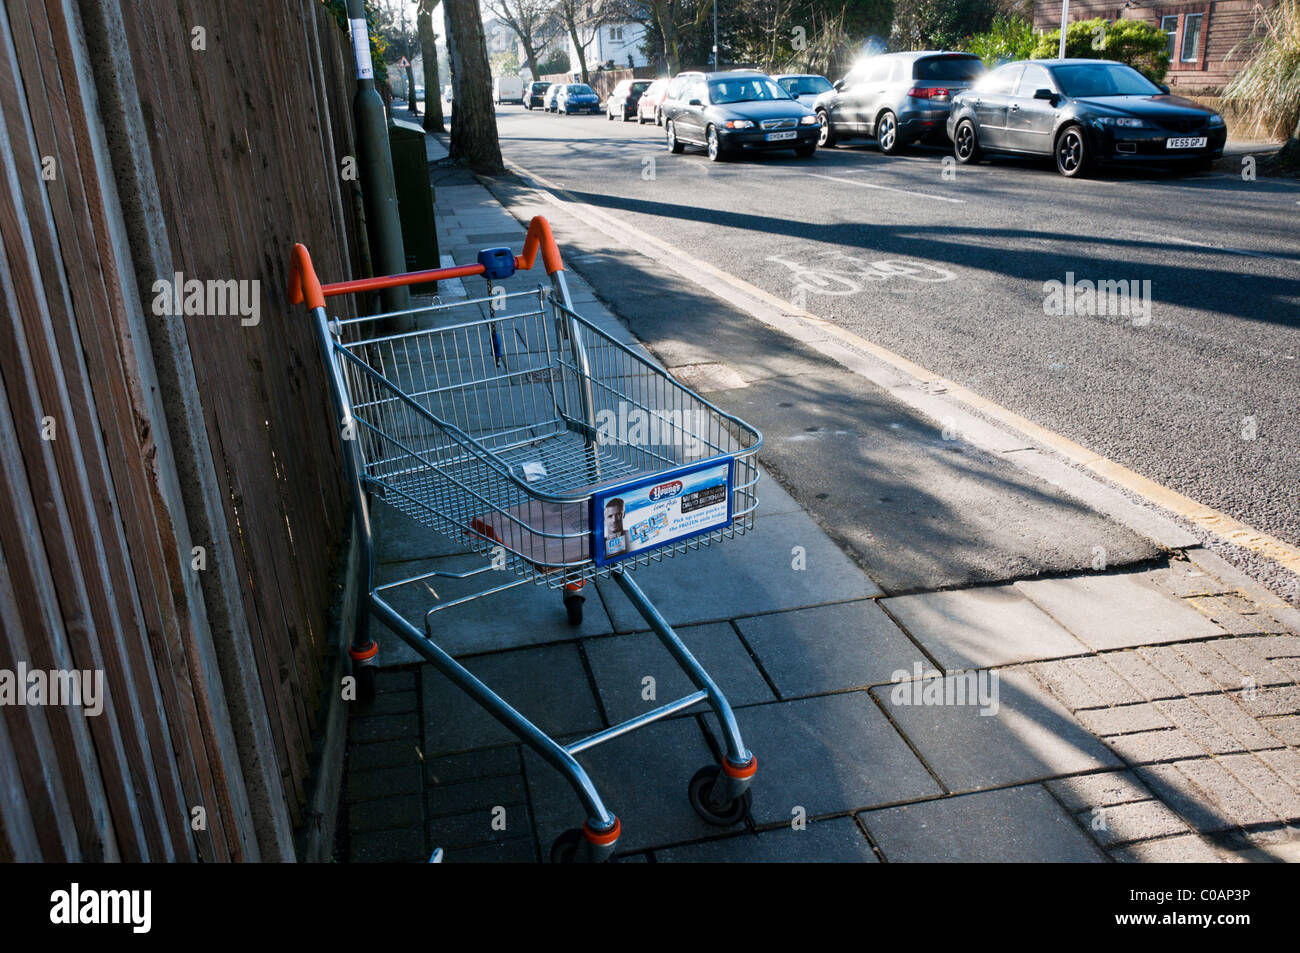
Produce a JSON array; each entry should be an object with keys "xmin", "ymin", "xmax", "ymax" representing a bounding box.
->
[
  {"xmin": 1059, "ymin": 0, "xmax": 1070, "ymax": 59},
  {"xmin": 713, "ymin": 0, "xmax": 718, "ymax": 71}
]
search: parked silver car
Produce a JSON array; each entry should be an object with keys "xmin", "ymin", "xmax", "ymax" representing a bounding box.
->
[{"xmin": 813, "ymin": 51, "xmax": 986, "ymax": 154}]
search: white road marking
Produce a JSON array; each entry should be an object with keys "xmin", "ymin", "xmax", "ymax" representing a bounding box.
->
[{"xmin": 804, "ymin": 173, "xmax": 966, "ymax": 203}]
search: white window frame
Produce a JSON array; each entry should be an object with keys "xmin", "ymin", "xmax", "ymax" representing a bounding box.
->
[
  {"xmin": 1180, "ymin": 13, "xmax": 1203, "ymax": 63},
  {"xmin": 1160, "ymin": 15, "xmax": 1179, "ymax": 59}
]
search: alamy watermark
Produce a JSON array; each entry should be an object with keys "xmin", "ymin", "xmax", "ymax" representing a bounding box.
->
[
  {"xmin": 1043, "ymin": 272, "xmax": 1151, "ymax": 326},
  {"xmin": 0, "ymin": 663, "xmax": 104, "ymax": 716},
  {"xmin": 889, "ymin": 662, "xmax": 999, "ymax": 716},
  {"xmin": 151, "ymin": 272, "xmax": 261, "ymax": 326}
]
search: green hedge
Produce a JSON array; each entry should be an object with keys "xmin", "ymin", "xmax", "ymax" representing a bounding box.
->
[
  {"xmin": 1031, "ymin": 18, "xmax": 1171, "ymax": 84},
  {"xmin": 966, "ymin": 15, "xmax": 1037, "ymax": 66}
]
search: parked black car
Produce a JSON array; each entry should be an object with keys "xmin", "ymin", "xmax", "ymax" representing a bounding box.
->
[
  {"xmin": 948, "ymin": 58, "xmax": 1227, "ymax": 177},
  {"xmin": 662, "ymin": 72, "xmax": 819, "ymax": 161},
  {"xmin": 607, "ymin": 79, "xmax": 652, "ymax": 121},
  {"xmin": 525, "ymin": 81, "xmax": 551, "ymax": 110},
  {"xmin": 813, "ymin": 51, "xmax": 985, "ymax": 154}
]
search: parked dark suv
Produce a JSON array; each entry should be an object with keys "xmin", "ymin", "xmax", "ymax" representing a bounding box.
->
[
  {"xmin": 607, "ymin": 79, "xmax": 652, "ymax": 121},
  {"xmin": 813, "ymin": 51, "xmax": 985, "ymax": 154},
  {"xmin": 662, "ymin": 71, "xmax": 819, "ymax": 161},
  {"xmin": 525, "ymin": 81, "xmax": 551, "ymax": 110}
]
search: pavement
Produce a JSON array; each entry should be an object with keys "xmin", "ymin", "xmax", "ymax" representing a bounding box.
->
[{"xmin": 340, "ymin": 113, "xmax": 1300, "ymax": 863}]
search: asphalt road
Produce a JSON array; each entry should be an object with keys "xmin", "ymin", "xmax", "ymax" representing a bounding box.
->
[{"xmin": 494, "ymin": 104, "xmax": 1300, "ymax": 561}]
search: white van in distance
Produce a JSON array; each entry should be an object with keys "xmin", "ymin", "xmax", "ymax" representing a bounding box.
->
[{"xmin": 493, "ymin": 75, "xmax": 524, "ymax": 105}]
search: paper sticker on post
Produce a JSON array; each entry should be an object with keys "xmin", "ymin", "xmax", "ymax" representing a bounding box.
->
[
  {"xmin": 350, "ymin": 18, "xmax": 374, "ymax": 79},
  {"xmin": 592, "ymin": 459, "xmax": 733, "ymax": 566}
]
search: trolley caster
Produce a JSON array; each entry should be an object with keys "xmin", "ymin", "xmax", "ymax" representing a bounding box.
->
[
  {"xmin": 349, "ymin": 640, "xmax": 379, "ymax": 704},
  {"xmin": 353, "ymin": 665, "xmax": 377, "ymax": 704},
  {"xmin": 688, "ymin": 764, "xmax": 752, "ymax": 827},
  {"xmin": 563, "ymin": 593, "xmax": 585, "ymax": 627},
  {"xmin": 550, "ymin": 819, "xmax": 619, "ymax": 863}
]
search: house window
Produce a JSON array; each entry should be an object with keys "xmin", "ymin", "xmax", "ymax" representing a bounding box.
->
[
  {"xmin": 1161, "ymin": 15, "xmax": 1179, "ymax": 58},
  {"xmin": 610, "ymin": 26, "xmax": 623, "ymax": 41},
  {"xmin": 1180, "ymin": 13, "xmax": 1203, "ymax": 63}
]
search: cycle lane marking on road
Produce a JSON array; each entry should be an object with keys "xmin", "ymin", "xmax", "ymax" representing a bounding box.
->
[{"xmin": 497, "ymin": 154, "xmax": 1300, "ymax": 578}]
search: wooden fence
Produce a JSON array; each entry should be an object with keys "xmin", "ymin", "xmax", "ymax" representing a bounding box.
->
[{"xmin": 0, "ymin": 0, "xmax": 360, "ymax": 861}]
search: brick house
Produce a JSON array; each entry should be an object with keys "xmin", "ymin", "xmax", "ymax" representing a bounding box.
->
[{"xmin": 1032, "ymin": 1, "xmax": 1273, "ymax": 92}]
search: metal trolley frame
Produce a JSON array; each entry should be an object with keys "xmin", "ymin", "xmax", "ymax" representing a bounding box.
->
[{"xmin": 289, "ymin": 216, "xmax": 762, "ymax": 861}]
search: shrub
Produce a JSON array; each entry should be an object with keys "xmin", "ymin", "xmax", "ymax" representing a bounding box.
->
[
  {"xmin": 1222, "ymin": 0, "xmax": 1300, "ymax": 143},
  {"xmin": 1031, "ymin": 17, "xmax": 1170, "ymax": 84},
  {"xmin": 965, "ymin": 14, "xmax": 1036, "ymax": 65}
]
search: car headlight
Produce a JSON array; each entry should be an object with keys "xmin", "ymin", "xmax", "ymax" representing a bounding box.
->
[
  {"xmin": 724, "ymin": 120, "xmax": 754, "ymax": 129},
  {"xmin": 1208, "ymin": 114, "xmax": 1225, "ymax": 127},
  {"xmin": 1093, "ymin": 116, "xmax": 1149, "ymax": 129},
  {"xmin": 799, "ymin": 114, "xmax": 819, "ymax": 125}
]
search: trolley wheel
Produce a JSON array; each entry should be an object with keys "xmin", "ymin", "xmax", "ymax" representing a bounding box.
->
[
  {"xmin": 564, "ymin": 593, "xmax": 585, "ymax": 627},
  {"xmin": 355, "ymin": 665, "xmax": 377, "ymax": 704},
  {"xmin": 688, "ymin": 764, "xmax": 752, "ymax": 827},
  {"xmin": 550, "ymin": 828, "xmax": 584, "ymax": 863}
]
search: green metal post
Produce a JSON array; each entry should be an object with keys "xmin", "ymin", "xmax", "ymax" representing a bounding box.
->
[{"xmin": 345, "ymin": 0, "xmax": 409, "ymax": 316}]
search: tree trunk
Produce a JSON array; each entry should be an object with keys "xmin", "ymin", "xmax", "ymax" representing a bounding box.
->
[
  {"xmin": 564, "ymin": 14, "xmax": 590, "ymax": 83},
  {"xmin": 444, "ymin": 0, "xmax": 505, "ymax": 173},
  {"xmin": 520, "ymin": 36, "xmax": 540, "ymax": 79},
  {"xmin": 418, "ymin": 5, "xmax": 445, "ymax": 132}
]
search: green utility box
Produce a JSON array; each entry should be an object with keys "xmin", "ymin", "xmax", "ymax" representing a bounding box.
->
[{"xmin": 388, "ymin": 117, "xmax": 438, "ymax": 293}]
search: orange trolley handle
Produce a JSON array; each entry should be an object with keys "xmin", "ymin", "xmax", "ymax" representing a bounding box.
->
[{"xmin": 288, "ymin": 215, "xmax": 565, "ymax": 306}]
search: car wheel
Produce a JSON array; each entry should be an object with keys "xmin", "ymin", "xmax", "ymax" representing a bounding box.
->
[
  {"xmin": 638, "ymin": 112, "xmax": 647, "ymax": 124},
  {"xmin": 816, "ymin": 110, "xmax": 837, "ymax": 148},
  {"xmin": 795, "ymin": 143, "xmax": 816, "ymax": 158},
  {"xmin": 607, "ymin": 107, "xmax": 614, "ymax": 121},
  {"xmin": 706, "ymin": 124, "xmax": 727, "ymax": 162},
  {"xmin": 656, "ymin": 108, "xmax": 663, "ymax": 126},
  {"xmin": 954, "ymin": 119, "xmax": 982, "ymax": 164},
  {"xmin": 666, "ymin": 120, "xmax": 684, "ymax": 154},
  {"xmin": 876, "ymin": 110, "xmax": 900, "ymax": 155},
  {"xmin": 1055, "ymin": 124, "xmax": 1090, "ymax": 177}
]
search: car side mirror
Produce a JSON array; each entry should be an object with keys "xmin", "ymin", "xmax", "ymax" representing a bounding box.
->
[
  {"xmin": 1158, "ymin": 84, "xmax": 1170, "ymax": 94},
  {"xmin": 1033, "ymin": 88, "xmax": 1057, "ymax": 103},
  {"xmin": 688, "ymin": 98, "xmax": 702, "ymax": 107},
  {"xmin": 833, "ymin": 79, "xmax": 844, "ymax": 91}
]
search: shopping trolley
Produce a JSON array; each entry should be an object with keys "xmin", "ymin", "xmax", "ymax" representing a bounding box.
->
[{"xmin": 289, "ymin": 216, "xmax": 762, "ymax": 861}]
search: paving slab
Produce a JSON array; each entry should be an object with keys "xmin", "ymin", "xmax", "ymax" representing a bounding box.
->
[
  {"xmin": 1046, "ymin": 770, "xmax": 1154, "ymax": 813},
  {"xmin": 1082, "ymin": 799, "xmax": 1191, "ymax": 847},
  {"xmin": 420, "ymin": 643, "xmax": 604, "ymax": 756},
  {"xmin": 1014, "ymin": 572, "xmax": 1225, "ymax": 651},
  {"xmin": 860, "ymin": 784, "xmax": 1107, "ymax": 862},
  {"xmin": 735, "ymin": 600, "xmax": 919, "ymax": 697},
  {"xmin": 656, "ymin": 816, "xmax": 879, "ymax": 862},
  {"xmin": 874, "ymin": 668, "xmax": 1121, "ymax": 792},
  {"xmin": 373, "ymin": 554, "xmax": 615, "ymax": 664},
  {"xmin": 704, "ymin": 692, "xmax": 942, "ymax": 825},
  {"xmin": 882, "ymin": 585, "xmax": 1088, "ymax": 671},
  {"xmin": 582, "ymin": 623, "xmax": 775, "ymax": 725},
  {"xmin": 521, "ymin": 717, "xmax": 727, "ymax": 856},
  {"xmin": 594, "ymin": 509, "xmax": 883, "ymax": 632},
  {"xmin": 1111, "ymin": 833, "xmax": 1224, "ymax": 862}
]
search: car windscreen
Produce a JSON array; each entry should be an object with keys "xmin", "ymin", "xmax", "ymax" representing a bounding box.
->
[
  {"xmin": 778, "ymin": 76, "xmax": 832, "ymax": 96},
  {"xmin": 630, "ymin": 82, "xmax": 651, "ymax": 93},
  {"xmin": 1051, "ymin": 63, "xmax": 1161, "ymax": 97},
  {"xmin": 532, "ymin": 83, "xmax": 549, "ymax": 92},
  {"xmin": 708, "ymin": 77, "xmax": 792, "ymax": 104},
  {"xmin": 913, "ymin": 56, "xmax": 985, "ymax": 82},
  {"xmin": 568, "ymin": 85, "xmax": 595, "ymax": 94}
]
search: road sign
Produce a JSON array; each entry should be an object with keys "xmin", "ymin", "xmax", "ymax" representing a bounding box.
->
[{"xmin": 398, "ymin": 56, "xmax": 410, "ymax": 68}]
